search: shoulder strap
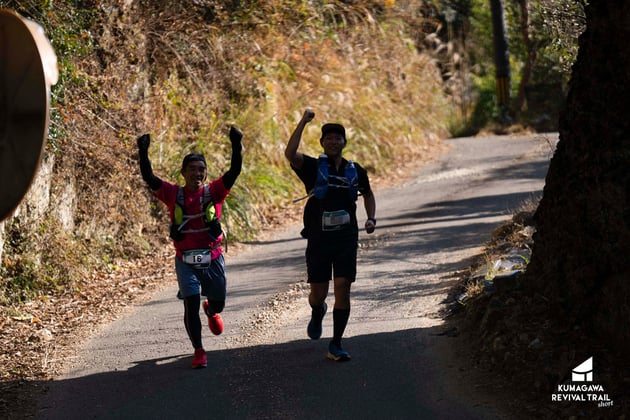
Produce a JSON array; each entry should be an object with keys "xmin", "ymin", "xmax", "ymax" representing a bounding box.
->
[
  {"xmin": 202, "ymin": 184, "xmax": 213, "ymax": 205},
  {"xmin": 202, "ymin": 184, "xmax": 218, "ymax": 221},
  {"xmin": 176, "ymin": 186, "xmax": 185, "ymax": 207},
  {"xmin": 176, "ymin": 185, "xmax": 213, "ymax": 209},
  {"xmin": 173, "ymin": 186, "xmax": 211, "ymax": 226},
  {"xmin": 313, "ymin": 154, "xmax": 329, "ymax": 199},
  {"xmin": 345, "ymin": 160, "xmax": 358, "ymax": 201},
  {"xmin": 173, "ymin": 187, "xmax": 185, "ymax": 225}
]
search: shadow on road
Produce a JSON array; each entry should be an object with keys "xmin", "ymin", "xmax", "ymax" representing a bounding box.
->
[
  {"xmin": 28, "ymin": 140, "xmax": 552, "ymax": 420},
  {"xmin": 35, "ymin": 325, "xmax": 500, "ymax": 420},
  {"xmin": 385, "ymin": 190, "xmax": 541, "ymax": 227},
  {"xmin": 380, "ymin": 190, "xmax": 541, "ymax": 227}
]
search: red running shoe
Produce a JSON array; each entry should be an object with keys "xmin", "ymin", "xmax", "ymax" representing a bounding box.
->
[
  {"xmin": 192, "ymin": 348, "xmax": 207, "ymax": 369},
  {"xmin": 203, "ymin": 301, "xmax": 224, "ymax": 335}
]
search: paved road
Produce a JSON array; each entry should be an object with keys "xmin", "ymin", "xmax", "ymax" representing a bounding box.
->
[{"xmin": 37, "ymin": 134, "xmax": 557, "ymax": 419}]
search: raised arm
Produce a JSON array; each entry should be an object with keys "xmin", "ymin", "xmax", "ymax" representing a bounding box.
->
[
  {"xmin": 285, "ymin": 109, "xmax": 315, "ymax": 169},
  {"xmin": 222, "ymin": 126, "xmax": 243, "ymax": 190},
  {"xmin": 137, "ymin": 134, "xmax": 162, "ymax": 191}
]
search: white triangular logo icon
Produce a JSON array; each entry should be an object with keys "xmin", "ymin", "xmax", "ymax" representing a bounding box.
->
[{"xmin": 572, "ymin": 357, "xmax": 593, "ymax": 382}]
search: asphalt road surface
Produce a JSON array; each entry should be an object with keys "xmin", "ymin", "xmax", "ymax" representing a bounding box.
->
[{"xmin": 36, "ymin": 133, "xmax": 557, "ymax": 419}]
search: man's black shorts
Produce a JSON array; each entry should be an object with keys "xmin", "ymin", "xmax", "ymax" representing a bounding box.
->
[{"xmin": 305, "ymin": 240, "xmax": 357, "ymax": 283}]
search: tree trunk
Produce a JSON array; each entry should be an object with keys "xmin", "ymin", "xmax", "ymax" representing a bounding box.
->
[
  {"xmin": 489, "ymin": 0, "xmax": 511, "ymax": 119},
  {"xmin": 525, "ymin": 1, "xmax": 630, "ymax": 348},
  {"xmin": 513, "ymin": 0, "xmax": 536, "ymax": 117}
]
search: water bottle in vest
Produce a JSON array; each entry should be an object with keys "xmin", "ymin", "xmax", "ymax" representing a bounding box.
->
[
  {"xmin": 313, "ymin": 154, "xmax": 329, "ymax": 199},
  {"xmin": 345, "ymin": 160, "xmax": 358, "ymax": 201}
]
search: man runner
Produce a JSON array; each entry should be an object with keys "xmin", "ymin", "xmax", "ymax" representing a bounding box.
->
[
  {"xmin": 137, "ymin": 126, "xmax": 242, "ymax": 368},
  {"xmin": 285, "ymin": 109, "xmax": 376, "ymax": 361}
]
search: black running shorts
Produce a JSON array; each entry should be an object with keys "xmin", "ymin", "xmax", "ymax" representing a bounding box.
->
[{"xmin": 305, "ymin": 240, "xmax": 358, "ymax": 283}]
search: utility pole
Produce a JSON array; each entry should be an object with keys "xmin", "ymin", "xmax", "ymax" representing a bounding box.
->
[{"xmin": 490, "ymin": 0, "xmax": 511, "ymax": 123}]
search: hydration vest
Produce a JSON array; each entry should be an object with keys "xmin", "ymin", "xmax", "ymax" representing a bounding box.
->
[
  {"xmin": 170, "ymin": 184, "xmax": 223, "ymax": 242},
  {"xmin": 313, "ymin": 154, "xmax": 359, "ymax": 201}
]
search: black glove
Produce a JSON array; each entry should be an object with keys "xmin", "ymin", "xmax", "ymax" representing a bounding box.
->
[
  {"xmin": 208, "ymin": 218, "xmax": 223, "ymax": 241},
  {"xmin": 229, "ymin": 126, "xmax": 243, "ymax": 145},
  {"xmin": 137, "ymin": 134, "xmax": 150, "ymax": 151}
]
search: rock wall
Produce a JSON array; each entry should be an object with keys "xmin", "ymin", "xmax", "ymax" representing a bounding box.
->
[{"xmin": 0, "ymin": 152, "xmax": 76, "ymax": 262}]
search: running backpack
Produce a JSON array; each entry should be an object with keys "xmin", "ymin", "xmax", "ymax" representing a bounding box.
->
[
  {"xmin": 169, "ymin": 184, "xmax": 223, "ymax": 242},
  {"xmin": 313, "ymin": 154, "xmax": 358, "ymax": 201}
]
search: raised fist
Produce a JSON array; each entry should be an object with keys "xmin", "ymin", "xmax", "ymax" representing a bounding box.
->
[
  {"xmin": 229, "ymin": 126, "xmax": 243, "ymax": 145},
  {"xmin": 137, "ymin": 134, "xmax": 150, "ymax": 151},
  {"xmin": 303, "ymin": 109, "xmax": 315, "ymax": 123}
]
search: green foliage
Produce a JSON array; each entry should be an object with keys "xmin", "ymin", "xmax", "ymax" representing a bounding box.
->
[
  {"xmin": 463, "ymin": 74, "xmax": 499, "ymax": 136},
  {"xmin": 534, "ymin": 0, "xmax": 586, "ymax": 76},
  {"xmin": 459, "ymin": 0, "xmax": 583, "ymax": 130},
  {"xmin": 0, "ymin": 1, "xmax": 97, "ymax": 151}
]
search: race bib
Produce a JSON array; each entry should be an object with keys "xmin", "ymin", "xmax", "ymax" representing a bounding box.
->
[
  {"xmin": 322, "ymin": 210, "xmax": 351, "ymax": 231},
  {"xmin": 182, "ymin": 249, "xmax": 212, "ymax": 266}
]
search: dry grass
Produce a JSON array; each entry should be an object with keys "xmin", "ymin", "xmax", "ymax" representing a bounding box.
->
[{"xmin": 1, "ymin": 0, "xmax": 456, "ymax": 305}]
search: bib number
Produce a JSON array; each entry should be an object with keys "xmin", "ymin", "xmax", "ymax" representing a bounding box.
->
[
  {"xmin": 322, "ymin": 210, "xmax": 351, "ymax": 231},
  {"xmin": 182, "ymin": 249, "xmax": 211, "ymax": 267}
]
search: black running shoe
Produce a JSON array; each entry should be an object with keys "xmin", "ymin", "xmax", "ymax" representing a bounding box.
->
[
  {"xmin": 307, "ymin": 302, "xmax": 327, "ymax": 340},
  {"xmin": 327, "ymin": 341, "xmax": 351, "ymax": 362}
]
